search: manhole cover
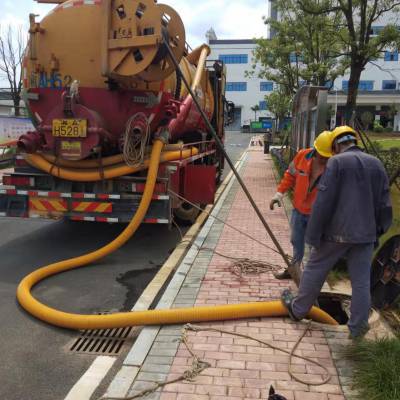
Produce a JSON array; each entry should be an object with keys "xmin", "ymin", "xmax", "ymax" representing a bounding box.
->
[{"xmin": 69, "ymin": 315, "xmax": 138, "ymax": 355}]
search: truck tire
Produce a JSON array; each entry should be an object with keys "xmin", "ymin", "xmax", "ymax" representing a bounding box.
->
[{"xmin": 174, "ymin": 202, "xmax": 200, "ymax": 225}]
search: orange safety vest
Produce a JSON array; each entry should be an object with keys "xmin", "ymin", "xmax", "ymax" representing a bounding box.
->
[{"xmin": 277, "ymin": 148, "xmax": 323, "ymax": 215}]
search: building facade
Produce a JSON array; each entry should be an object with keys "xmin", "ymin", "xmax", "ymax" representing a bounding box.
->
[{"xmin": 207, "ymin": 36, "xmax": 275, "ymax": 131}]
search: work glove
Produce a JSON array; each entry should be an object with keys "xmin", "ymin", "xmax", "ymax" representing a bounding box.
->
[{"xmin": 269, "ymin": 192, "xmax": 283, "ymax": 210}]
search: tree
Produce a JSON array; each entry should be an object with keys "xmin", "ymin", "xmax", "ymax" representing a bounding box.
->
[
  {"xmin": 251, "ymin": 0, "xmax": 346, "ymax": 96},
  {"xmin": 297, "ymin": 0, "xmax": 400, "ymax": 123},
  {"xmin": 266, "ymin": 89, "xmax": 292, "ymax": 127},
  {"xmin": 251, "ymin": 104, "xmax": 260, "ymax": 121},
  {"xmin": 0, "ymin": 25, "xmax": 26, "ymax": 117},
  {"xmin": 360, "ymin": 111, "xmax": 374, "ymax": 130}
]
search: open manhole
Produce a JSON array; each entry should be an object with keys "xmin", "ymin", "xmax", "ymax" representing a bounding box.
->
[
  {"xmin": 317, "ymin": 292, "xmax": 350, "ymax": 325},
  {"xmin": 68, "ymin": 314, "xmax": 139, "ymax": 356}
]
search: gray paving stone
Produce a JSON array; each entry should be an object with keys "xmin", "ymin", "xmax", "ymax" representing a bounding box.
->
[
  {"xmin": 104, "ymin": 366, "xmax": 139, "ymax": 399},
  {"xmin": 148, "ymin": 348, "xmax": 178, "ymax": 357},
  {"xmin": 145, "ymin": 355, "xmax": 175, "ymax": 365},
  {"xmin": 155, "ymin": 335, "xmax": 181, "ymax": 343},
  {"xmin": 136, "ymin": 372, "xmax": 168, "ymax": 382},
  {"xmin": 130, "ymin": 380, "xmax": 156, "ymax": 391},
  {"xmin": 151, "ymin": 341, "xmax": 180, "ymax": 351},
  {"xmin": 141, "ymin": 363, "xmax": 172, "ymax": 374},
  {"xmin": 124, "ymin": 326, "xmax": 160, "ymax": 366}
]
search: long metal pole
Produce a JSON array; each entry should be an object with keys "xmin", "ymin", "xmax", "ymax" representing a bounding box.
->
[{"xmin": 164, "ymin": 43, "xmax": 291, "ymax": 268}]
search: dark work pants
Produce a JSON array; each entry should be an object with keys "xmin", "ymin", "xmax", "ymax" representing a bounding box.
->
[{"xmin": 291, "ymin": 240, "xmax": 374, "ymax": 336}]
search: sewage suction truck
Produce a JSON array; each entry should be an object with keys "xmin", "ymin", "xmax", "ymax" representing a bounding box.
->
[{"xmin": 0, "ymin": 0, "xmax": 226, "ymax": 225}]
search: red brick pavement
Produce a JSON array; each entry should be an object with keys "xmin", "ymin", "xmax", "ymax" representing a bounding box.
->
[{"xmin": 160, "ymin": 150, "xmax": 345, "ymax": 400}]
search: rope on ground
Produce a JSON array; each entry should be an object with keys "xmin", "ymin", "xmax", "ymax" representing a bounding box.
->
[
  {"xmin": 172, "ymin": 217, "xmax": 282, "ymax": 277},
  {"xmin": 185, "ymin": 322, "xmax": 331, "ymax": 386},
  {"xmin": 100, "ymin": 321, "xmax": 331, "ymax": 400},
  {"xmin": 100, "ymin": 325, "xmax": 211, "ymax": 400}
]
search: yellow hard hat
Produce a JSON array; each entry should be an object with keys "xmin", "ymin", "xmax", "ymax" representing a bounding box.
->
[
  {"xmin": 331, "ymin": 125, "xmax": 358, "ymax": 145},
  {"xmin": 314, "ymin": 130, "xmax": 333, "ymax": 158}
]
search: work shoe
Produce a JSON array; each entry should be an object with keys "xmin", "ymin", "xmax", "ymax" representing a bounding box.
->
[
  {"xmin": 281, "ymin": 289, "xmax": 301, "ymax": 321},
  {"xmin": 274, "ymin": 268, "xmax": 291, "ymax": 280},
  {"xmin": 348, "ymin": 325, "xmax": 370, "ymax": 341}
]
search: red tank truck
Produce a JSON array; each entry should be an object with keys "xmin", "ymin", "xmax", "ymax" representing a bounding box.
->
[{"xmin": 0, "ymin": 0, "xmax": 226, "ymax": 224}]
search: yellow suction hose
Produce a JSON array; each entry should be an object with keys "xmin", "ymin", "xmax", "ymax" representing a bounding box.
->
[
  {"xmin": 40, "ymin": 143, "xmax": 186, "ymax": 169},
  {"xmin": 17, "ymin": 139, "xmax": 338, "ymax": 329},
  {"xmin": 25, "ymin": 147, "xmax": 198, "ymax": 182}
]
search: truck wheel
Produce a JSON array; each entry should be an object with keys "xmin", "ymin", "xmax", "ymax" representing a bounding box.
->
[{"xmin": 174, "ymin": 202, "xmax": 200, "ymax": 225}]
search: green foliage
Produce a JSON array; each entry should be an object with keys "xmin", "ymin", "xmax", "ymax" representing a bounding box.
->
[
  {"xmin": 266, "ymin": 90, "xmax": 292, "ymax": 122},
  {"xmin": 381, "ymin": 148, "xmax": 400, "ymax": 179},
  {"xmin": 384, "ymin": 126, "xmax": 394, "ymax": 133},
  {"xmin": 366, "ymin": 140, "xmax": 383, "ymax": 152},
  {"xmin": 344, "ymin": 337, "xmax": 400, "ymax": 400},
  {"xmin": 373, "ymin": 120, "xmax": 384, "ymax": 133},
  {"xmin": 251, "ymin": 0, "xmax": 346, "ymax": 95}
]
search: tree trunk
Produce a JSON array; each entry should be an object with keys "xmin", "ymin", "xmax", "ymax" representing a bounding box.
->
[
  {"xmin": 13, "ymin": 96, "xmax": 21, "ymax": 117},
  {"xmin": 345, "ymin": 64, "xmax": 363, "ymax": 125}
]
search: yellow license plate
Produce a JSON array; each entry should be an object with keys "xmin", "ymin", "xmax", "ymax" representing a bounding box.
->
[{"xmin": 52, "ymin": 119, "xmax": 87, "ymax": 138}]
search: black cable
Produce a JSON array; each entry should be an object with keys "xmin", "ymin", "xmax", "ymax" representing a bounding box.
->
[{"xmin": 163, "ymin": 42, "xmax": 291, "ymax": 269}]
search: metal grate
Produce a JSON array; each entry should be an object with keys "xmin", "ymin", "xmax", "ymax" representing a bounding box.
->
[{"xmin": 69, "ymin": 316, "xmax": 138, "ymax": 355}]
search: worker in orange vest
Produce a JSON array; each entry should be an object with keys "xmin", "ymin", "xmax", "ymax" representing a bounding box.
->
[{"xmin": 270, "ymin": 130, "xmax": 333, "ymax": 281}]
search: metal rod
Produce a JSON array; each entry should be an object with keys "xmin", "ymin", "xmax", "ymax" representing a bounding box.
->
[{"xmin": 164, "ymin": 42, "xmax": 291, "ymax": 268}]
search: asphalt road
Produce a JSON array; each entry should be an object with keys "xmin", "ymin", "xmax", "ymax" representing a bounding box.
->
[{"xmin": 0, "ymin": 130, "xmax": 250, "ymax": 400}]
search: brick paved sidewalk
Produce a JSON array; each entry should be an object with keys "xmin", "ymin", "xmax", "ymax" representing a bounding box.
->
[{"xmin": 109, "ymin": 148, "xmax": 352, "ymax": 400}]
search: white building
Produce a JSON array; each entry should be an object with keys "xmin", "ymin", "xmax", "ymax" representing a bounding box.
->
[
  {"xmin": 268, "ymin": 0, "xmax": 400, "ymax": 130},
  {"xmin": 207, "ymin": 32, "xmax": 275, "ymax": 131}
]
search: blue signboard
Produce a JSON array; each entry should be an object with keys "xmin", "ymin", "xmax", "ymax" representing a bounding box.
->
[{"xmin": 262, "ymin": 120, "xmax": 273, "ymax": 129}]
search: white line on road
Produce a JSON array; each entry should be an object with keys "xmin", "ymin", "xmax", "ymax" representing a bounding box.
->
[{"xmin": 64, "ymin": 356, "xmax": 116, "ymax": 400}]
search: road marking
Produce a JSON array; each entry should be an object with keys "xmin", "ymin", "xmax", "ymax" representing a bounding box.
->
[{"xmin": 64, "ymin": 356, "xmax": 115, "ymax": 400}]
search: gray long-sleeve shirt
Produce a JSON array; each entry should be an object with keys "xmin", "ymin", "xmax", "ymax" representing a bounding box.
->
[{"xmin": 306, "ymin": 146, "xmax": 393, "ymax": 247}]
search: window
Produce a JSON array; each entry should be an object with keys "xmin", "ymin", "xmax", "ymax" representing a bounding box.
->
[
  {"xmin": 289, "ymin": 52, "xmax": 303, "ymax": 63},
  {"xmin": 359, "ymin": 80, "xmax": 374, "ymax": 91},
  {"xmin": 260, "ymin": 81, "xmax": 273, "ymax": 91},
  {"xmin": 289, "ymin": 53, "xmax": 297, "ymax": 63},
  {"xmin": 370, "ymin": 26, "xmax": 384, "ymax": 36},
  {"xmin": 342, "ymin": 80, "xmax": 374, "ymax": 91},
  {"xmin": 382, "ymin": 80, "xmax": 397, "ymax": 90},
  {"xmin": 218, "ymin": 54, "xmax": 248, "ymax": 64},
  {"xmin": 384, "ymin": 51, "xmax": 398, "ymax": 61},
  {"xmin": 226, "ymin": 82, "xmax": 247, "ymax": 91},
  {"xmin": 259, "ymin": 100, "xmax": 268, "ymax": 110}
]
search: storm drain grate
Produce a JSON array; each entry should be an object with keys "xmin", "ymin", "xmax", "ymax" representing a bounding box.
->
[{"xmin": 69, "ymin": 315, "xmax": 138, "ymax": 356}]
